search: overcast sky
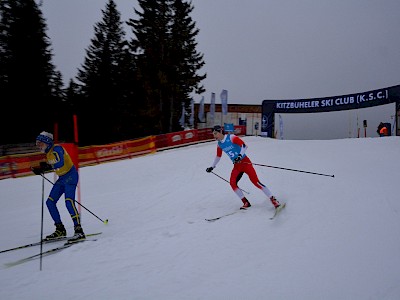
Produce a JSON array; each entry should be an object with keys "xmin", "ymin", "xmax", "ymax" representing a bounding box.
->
[{"xmin": 39, "ymin": 0, "xmax": 399, "ymax": 138}]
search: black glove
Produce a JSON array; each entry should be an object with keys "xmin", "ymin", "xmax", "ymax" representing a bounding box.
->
[
  {"xmin": 31, "ymin": 167, "xmax": 43, "ymax": 175},
  {"xmin": 39, "ymin": 162, "xmax": 52, "ymax": 171},
  {"xmin": 206, "ymin": 167, "xmax": 214, "ymax": 173},
  {"xmin": 31, "ymin": 162, "xmax": 52, "ymax": 175},
  {"xmin": 233, "ymin": 154, "xmax": 242, "ymax": 164}
]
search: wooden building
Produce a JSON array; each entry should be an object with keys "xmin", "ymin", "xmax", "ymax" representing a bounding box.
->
[{"xmin": 194, "ymin": 103, "xmax": 262, "ymax": 135}]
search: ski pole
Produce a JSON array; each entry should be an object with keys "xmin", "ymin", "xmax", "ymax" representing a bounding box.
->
[
  {"xmin": 40, "ymin": 173, "xmax": 45, "ymax": 271},
  {"xmin": 244, "ymin": 162, "xmax": 334, "ymax": 178},
  {"xmin": 74, "ymin": 200, "xmax": 108, "ymax": 224},
  {"xmin": 38, "ymin": 173, "xmax": 109, "ymax": 224},
  {"xmin": 211, "ymin": 171, "xmax": 250, "ymax": 194}
]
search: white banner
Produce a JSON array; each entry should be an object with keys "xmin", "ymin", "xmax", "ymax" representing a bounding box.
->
[
  {"xmin": 220, "ymin": 89, "xmax": 228, "ymax": 115},
  {"xmin": 179, "ymin": 102, "xmax": 185, "ymax": 128},
  {"xmin": 198, "ymin": 96, "xmax": 205, "ymax": 122}
]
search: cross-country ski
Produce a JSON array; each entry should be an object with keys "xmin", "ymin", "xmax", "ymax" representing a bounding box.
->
[
  {"xmin": 0, "ymin": 232, "xmax": 102, "ymax": 254},
  {"xmin": 270, "ymin": 203, "xmax": 286, "ymax": 220},
  {"xmin": 4, "ymin": 235, "xmax": 100, "ymax": 268}
]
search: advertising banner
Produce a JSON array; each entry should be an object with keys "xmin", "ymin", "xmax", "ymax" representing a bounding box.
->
[{"xmin": 261, "ymin": 85, "xmax": 400, "ymax": 137}]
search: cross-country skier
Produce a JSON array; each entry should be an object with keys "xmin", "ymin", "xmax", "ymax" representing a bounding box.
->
[
  {"xmin": 31, "ymin": 131, "xmax": 85, "ymax": 243},
  {"xmin": 206, "ymin": 125, "xmax": 281, "ymax": 210}
]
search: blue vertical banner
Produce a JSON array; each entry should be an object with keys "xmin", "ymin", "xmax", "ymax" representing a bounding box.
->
[
  {"xmin": 261, "ymin": 101, "xmax": 275, "ymax": 137},
  {"xmin": 189, "ymin": 98, "xmax": 194, "ymax": 127},
  {"xmin": 179, "ymin": 102, "xmax": 185, "ymax": 128},
  {"xmin": 210, "ymin": 92, "xmax": 215, "ymax": 121},
  {"xmin": 198, "ymin": 96, "xmax": 205, "ymax": 122},
  {"xmin": 220, "ymin": 89, "xmax": 228, "ymax": 115},
  {"xmin": 279, "ymin": 114, "xmax": 284, "ymax": 139}
]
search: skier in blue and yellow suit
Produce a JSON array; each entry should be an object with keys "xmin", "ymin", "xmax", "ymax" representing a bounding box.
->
[{"xmin": 32, "ymin": 131, "xmax": 85, "ymax": 242}]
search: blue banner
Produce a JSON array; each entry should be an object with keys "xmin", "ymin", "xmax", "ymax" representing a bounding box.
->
[
  {"xmin": 210, "ymin": 92, "xmax": 215, "ymax": 120},
  {"xmin": 189, "ymin": 99, "xmax": 194, "ymax": 127},
  {"xmin": 272, "ymin": 87, "xmax": 398, "ymax": 114},
  {"xmin": 261, "ymin": 85, "xmax": 400, "ymax": 137}
]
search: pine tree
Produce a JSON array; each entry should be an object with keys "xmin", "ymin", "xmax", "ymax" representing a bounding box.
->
[
  {"xmin": 128, "ymin": 0, "xmax": 205, "ymax": 134},
  {"xmin": 50, "ymin": 70, "xmax": 77, "ymax": 142},
  {"xmin": 76, "ymin": 0, "xmax": 136, "ymax": 145},
  {"xmin": 0, "ymin": 0, "xmax": 59, "ymax": 144},
  {"xmin": 128, "ymin": 0, "xmax": 172, "ymax": 135},
  {"xmin": 168, "ymin": 0, "xmax": 206, "ymax": 132}
]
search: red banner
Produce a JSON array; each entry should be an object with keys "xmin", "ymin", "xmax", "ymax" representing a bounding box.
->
[
  {"xmin": 0, "ymin": 153, "xmax": 44, "ymax": 180},
  {"xmin": 0, "ymin": 127, "xmax": 246, "ymax": 180},
  {"xmin": 78, "ymin": 136, "xmax": 156, "ymax": 166}
]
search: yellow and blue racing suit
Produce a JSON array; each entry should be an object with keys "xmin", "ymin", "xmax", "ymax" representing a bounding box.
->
[{"xmin": 45, "ymin": 144, "xmax": 81, "ymax": 227}]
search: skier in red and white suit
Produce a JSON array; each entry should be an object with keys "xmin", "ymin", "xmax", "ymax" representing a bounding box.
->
[{"xmin": 206, "ymin": 125, "xmax": 281, "ymax": 210}]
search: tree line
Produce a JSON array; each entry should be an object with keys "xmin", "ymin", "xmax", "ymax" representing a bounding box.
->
[{"xmin": 0, "ymin": 0, "xmax": 205, "ymax": 146}]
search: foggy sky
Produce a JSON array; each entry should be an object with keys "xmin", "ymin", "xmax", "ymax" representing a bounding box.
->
[{"xmin": 39, "ymin": 0, "xmax": 399, "ymax": 138}]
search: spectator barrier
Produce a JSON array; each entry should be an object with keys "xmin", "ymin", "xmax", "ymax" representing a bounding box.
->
[{"xmin": 0, "ymin": 126, "xmax": 246, "ymax": 180}]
